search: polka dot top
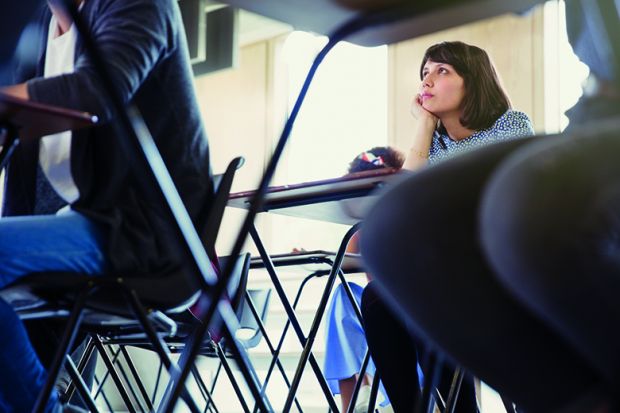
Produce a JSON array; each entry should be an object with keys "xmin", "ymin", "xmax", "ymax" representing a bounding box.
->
[{"xmin": 428, "ymin": 110, "xmax": 535, "ymax": 164}]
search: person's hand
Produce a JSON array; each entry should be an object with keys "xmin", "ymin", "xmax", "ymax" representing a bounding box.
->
[
  {"xmin": 0, "ymin": 83, "xmax": 29, "ymax": 100},
  {"xmin": 410, "ymin": 93, "xmax": 438, "ymax": 126}
]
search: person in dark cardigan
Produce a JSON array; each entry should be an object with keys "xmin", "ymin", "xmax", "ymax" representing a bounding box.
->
[{"xmin": 0, "ymin": 0, "xmax": 211, "ymax": 411}]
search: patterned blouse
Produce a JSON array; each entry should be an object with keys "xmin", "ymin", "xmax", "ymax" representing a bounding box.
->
[{"xmin": 428, "ymin": 110, "xmax": 535, "ymax": 164}]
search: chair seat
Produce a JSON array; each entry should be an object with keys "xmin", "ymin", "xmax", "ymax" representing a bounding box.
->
[{"xmin": 0, "ymin": 267, "xmax": 201, "ymax": 320}]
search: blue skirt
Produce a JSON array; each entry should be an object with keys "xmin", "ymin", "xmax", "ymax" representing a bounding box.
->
[{"xmin": 323, "ymin": 282, "xmax": 389, "ymax": 404}]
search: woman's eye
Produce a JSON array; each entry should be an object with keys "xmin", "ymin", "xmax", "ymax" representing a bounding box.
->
[{"xmin": 439, "ymin": 67, "xmax": 448, "ymax": 74}]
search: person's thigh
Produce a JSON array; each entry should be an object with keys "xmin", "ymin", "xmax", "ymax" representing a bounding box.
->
[
  {"xmin": 0, "ymin": 211, "xmax": 107, "ymax": 287},
  {"xmin": 360, "ymin": 136, "xmax": 601, "ymax": 411},
  {"xmin": 481, "ymin": 119, "xmax": 620, "ymax": 388}
]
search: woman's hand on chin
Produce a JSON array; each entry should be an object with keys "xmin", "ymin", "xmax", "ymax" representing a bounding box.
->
[{"xmin": 411, "ymin": 94, "xmax": 438, "ymax": 126}]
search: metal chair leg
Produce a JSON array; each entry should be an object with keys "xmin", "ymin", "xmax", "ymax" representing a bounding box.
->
[
  {"xmin": 346, "ymin": 350, "xmax": 371, "ymax": 413},
  {"xmin": 64, "ymin": 355, "xmax": 101, "ymax": 413},
  {"xmin": 251, "ymin": 225, "xmax": 339, "ymax": 412},
  {"xmin": 367, "ymin": 372, "xmax": 381, "ymax": 413},
  {"xmin": 93, "ymin": 337, "xmax": 139, "ymax": 413},
  {"xmin": 32, "ymin": 288, "xmax": 90, "ymax": 413},
  {"xmin": 444, "ymin": 368, "xmax": 465, "ymax": 413},
  {"xmin": 215, "ymin": 342, "xmax": 251, "ymax": 413},
  {"xmin": 283, "ymin": 224, "xmax": 360, "ymax": 412},
  {"xmin": 416, "ymin": 351, "xmax": 444, "ymax": 413}
]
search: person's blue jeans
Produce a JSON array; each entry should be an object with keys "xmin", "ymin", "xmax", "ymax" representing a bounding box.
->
[{"xmin": 0, "ymin": 211, "xmax": 107, "ymax": 413}]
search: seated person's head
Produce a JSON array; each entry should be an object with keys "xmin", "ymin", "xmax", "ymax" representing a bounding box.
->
[
  {"xmin": 348, "ymin": 146, "xmax": 405, "ymax": 174},
  {"xmin": 420, "ymin": 41, "xmax": 511, "ymax": 132}
]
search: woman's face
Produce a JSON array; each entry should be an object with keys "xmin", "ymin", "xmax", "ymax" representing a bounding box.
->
[{"xmin": 419, "ymin": 60, "xmax": 466, "ymax": 118}]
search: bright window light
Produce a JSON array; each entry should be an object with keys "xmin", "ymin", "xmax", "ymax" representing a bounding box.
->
[{"xmin": 281, "ymin": 31, "xmax": 388, "ymax": 183}]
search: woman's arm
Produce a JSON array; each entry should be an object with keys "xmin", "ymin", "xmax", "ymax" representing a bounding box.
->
[
  {"xmin": 403, "ymin": 94, "xmax": 438, "ymax": 171},
  {"xmin": 25, "ymin": 0, "xmax": 175, "ymax": 122}
]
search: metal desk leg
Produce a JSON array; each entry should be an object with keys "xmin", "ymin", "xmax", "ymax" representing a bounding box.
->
[
  {"xmin": 250, "ymin": 225, "xmax": 340, "ymax": 412},
  {"xmin": 282, "ymin": 224, "xmax": 361, "ymax": 412},
  {"xmin": 244, "ymin": 291, "xmax": 304, "ymax": 413}
]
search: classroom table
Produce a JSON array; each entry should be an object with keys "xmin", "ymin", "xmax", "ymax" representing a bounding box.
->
[{"xmin": 228, "ymin": 167, "xmax": 400, "ymax": 411}]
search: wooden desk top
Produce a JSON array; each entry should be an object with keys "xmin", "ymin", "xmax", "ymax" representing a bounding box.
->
[
  {"xmin": 228, "ymin": 168, "xmax": 402, "ymax": 225},
  {"xmin": 0, "ymin": 94, "xmax": 98, "ymax": 142}
]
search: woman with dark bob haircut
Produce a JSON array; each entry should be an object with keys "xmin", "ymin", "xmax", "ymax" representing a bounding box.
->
[
  {"xmin": 359, "ymin": 41, "xmax": 534, "ymax": 412},
  {"xmin": 403, "ymin": 40, "xmax": 532, "ymax": 170}
]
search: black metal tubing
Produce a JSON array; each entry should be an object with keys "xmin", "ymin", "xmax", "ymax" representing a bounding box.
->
[
  {"xmin": 416, "ymin": 351, "xmax": 444, "ymax": 413},
  {"xmin": 243, "ymin": 290, "xmax": 303, "ymax": 413},
  {"xmin": 151, "ymin": 359, "xmax": 165, "ymax": 403},
  {"xmin": 251, "ymin": 225, "xmax": 339, "ymax": 412},
  {"xmin": 334, "ymin": 265, "xmax": 375, "ymax": 413},
  {"xmin": 445, "ymin": 368, "xmax": 465, "ymax": 413},
  {"xmin": 367, "ymin": 371, "xmax": 380, "ymax": 413},
  {"xmin": 346, "ymin": 349, "xmax": 371, "ymax": 413},
  {"xmin": 93, "ymin": 336, "xmax": 138, "ymax": 413},
  {"xmin": 64, "ymin": 354, "xmax": 101, "ymax": 413},
  {"xmin": 93, "ymin": 345, "xmax": 123, "ymax": 401},
  {"xmin": 253, "ymin": 270, "xmax": 319, "ymax": 413},
  {"xmin": 122, "ymin": 287, "xmax": 203, "ymax": 413},
  {"xmin": 253, "ymin": 251, "xmax": 366, "ymax": 412},
  {"xmin": 215, "ymin": 343, "xmax": 251, "ymax": 413},
  {"xmin": 63, "ymin": 336, "xmax": 97, "ymax": 405},
  {"xmin": 204, "ymin": 362, "xmax": 223, "ymax": 413},
  {"xmin": 501, "ymin": 396, "xmax": 517, "ymax": 413},
  {"xmin": 283, "ymin": 223, "xmax": 361, "ymax": 412},
  {"xmin": 33, "ymin": 288, "xmax": 90, "ymax": 413},
  {"xmin": 121, "ymin": 345, "xmax": 156, "ymax": 412},
  {"xmin": 116, "ymin": 350, "xmax": 147, "ymax": 412},
  {"xmin": 189, "ymin": 364, "xmax": 219, "ymax": 413},
  {"xmin": 94, "ymin": 374, "xmax": 115, "ymax": 412}
]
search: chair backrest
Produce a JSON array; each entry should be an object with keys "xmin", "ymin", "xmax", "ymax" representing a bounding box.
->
[
  {"xmin": 100, "ymin": 155, "xmax": 245, "ymax": 314},
  {"xmin": 200, "ymin": 156, "xmax": 245, "ymax": 267}
]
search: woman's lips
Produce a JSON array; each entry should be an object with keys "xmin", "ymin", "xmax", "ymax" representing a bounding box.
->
[{"xmin": 421, "ymin": 93, "xmax": 434, "ymax": 100}]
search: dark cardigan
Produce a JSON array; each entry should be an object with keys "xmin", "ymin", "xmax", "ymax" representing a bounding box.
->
[{"xmin": 4, "ymin": 0, "xmax": 213, "ymax": 277}]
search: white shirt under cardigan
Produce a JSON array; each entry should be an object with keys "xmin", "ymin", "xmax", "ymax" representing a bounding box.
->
[{"xmin": 39, "ymin": 13, "xmax": 80, "ymax": 210}]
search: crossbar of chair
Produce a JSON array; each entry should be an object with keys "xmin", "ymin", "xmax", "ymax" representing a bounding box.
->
[
  {"xmin": 243, "ymin": 290, "xmax": 303, "ymax": 413},
  {"xmin": 366, "ymin": 371, "xmax": 381, "ymax": 413},
  {"xmin": 204, "ymin": 362, "xmax": 223, "ymax": 413},
  {"xmin": 94, "ymin": 337, "xmax": 139, "ymax": 413},
  {"xmin": 189, "ymin": 364, "xmax": 220, "ymax": 413},
  {"xmin": 253, "ymin": 249, "xmax": 368, "ymax": 413},
  {"xmin": 32, "ymin": 288, "xmax": 90, "ymax": 413},
  {"xmin": 282, "ymin": 224, "xmax": 361, "ymax": 412},
  {"xmin": 64, "ymin": 354, "xmax": 101, "ymax": 413},
  {"xmin": 416, "ymin": 351, "xmax": 444, "ymax": 413},
  {"xmin": 250, "ymin": 224, "xmax": 340, "ymax": 412},
  {"xmin": 345, "ymin": 349, "xmax": 371, "ymax": 413},
  {"xmin": 120, "ymin": 345, "xmax": 156, "ymax": 412},
  {"xmin": 93, "ymin": 344, "xmax": 123, "ymax": 401},
  {"xmin": 254, "ymin": 270, "xmax": 318, "ymax": 413},
  {"xmin": 93, "ymin": 374, "xmax": 115, "ymax": 412},
  {"xmin": 445, "ymin": 368, "xmax": 465, "ymax": 413},
  {"xmin": 62, "ymin": 335, "xmax": 97, "ymax": 405}
]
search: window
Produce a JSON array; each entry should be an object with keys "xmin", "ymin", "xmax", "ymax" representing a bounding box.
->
[
  {"xmin": 543, "ymin": 0, "xmax": 590, "ymax": 132},
  {"xmin": 279, "ymin": 31, "xmax": 388, "ymax": 184}
]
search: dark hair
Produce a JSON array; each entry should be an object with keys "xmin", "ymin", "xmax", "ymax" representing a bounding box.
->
[
  {"xmin": 348, "ymin": 146, "xmax": 405, "ymax": 173},
  {"xmin": 420, "ymin": 41, "xmax": 511, "ymax": 131}
]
